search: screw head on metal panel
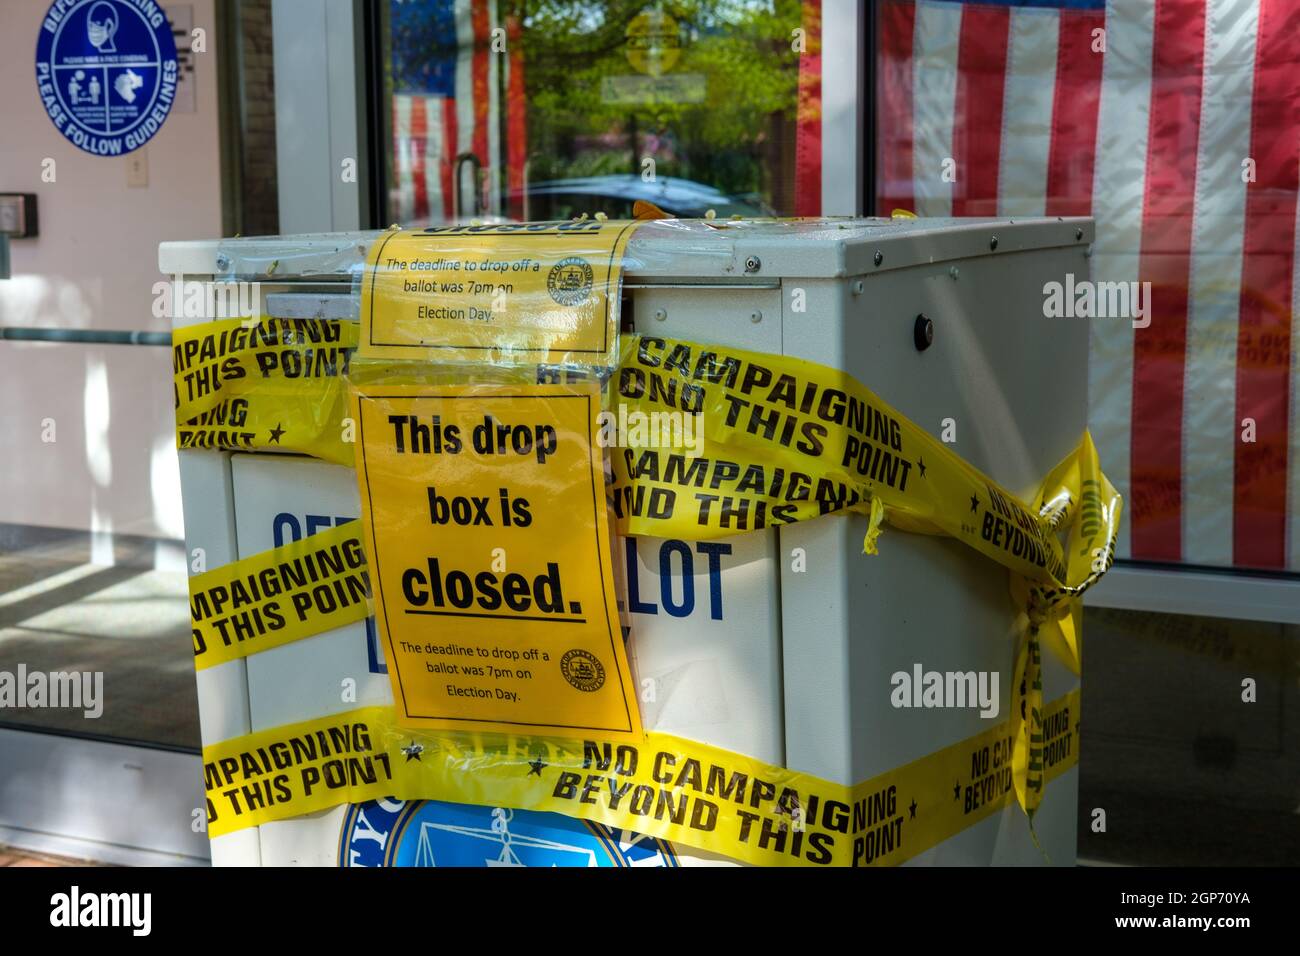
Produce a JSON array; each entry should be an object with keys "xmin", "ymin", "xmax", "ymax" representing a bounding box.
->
[
  {"xmin": 744, "ymin": 255, "xmax": 761, "ymax": 273},
  {"xmin": 215, "ymin": 254, "xmax": 230, "ymax": 273},
  {"xmin": 852, "ymin": 279, "xmax": 865, "ymax": 295},
  {"xmin": 750, "ymin": 309, "xmax": 763, "ymax": 323},
  {"xmin": 653, "ymin": 308, "xmax": 667, "ymax": 322},
  {"xmin": 914, "ymin": 314, "xmax": 934, "ymax": 351},
  {"xmin": 989, "ymin": 236, "xmax": 999, "ymax": 251},
  {"xmin": 874, "ymin": 250, "xmax": 884, "ymax": 267},
  {"xmin": 949, "ymin": 266, "xmax": 959, "ymax": 280},
  {"xmin": 1075, "ymin": 227, "xmax": 1084, "ymax": 241}
]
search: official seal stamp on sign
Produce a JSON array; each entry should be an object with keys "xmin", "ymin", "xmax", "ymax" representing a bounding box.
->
[
  {"xmin": 547, "ymin": 256, "xmax": 594, "ymax": 307},
  {"xmin": 560, "ymin": 648, "xmax": 606, "ymax": 692}
]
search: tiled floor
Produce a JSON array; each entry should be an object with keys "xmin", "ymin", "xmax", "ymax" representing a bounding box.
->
[{"xmin": 0, "ymin": 524, "xmax": 199, "ymax": 749}]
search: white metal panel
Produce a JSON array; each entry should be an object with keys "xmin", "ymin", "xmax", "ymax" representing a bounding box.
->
[
  {"xmin": 626, "ymin": 284, "xmax": 786, "ymax": 766},
  {"xmin": 272, "ymin": 0, "xmax": 365, "ymax": 233},
  {"xmin": 230, "ymin": 454, "xmax": 392, "ymax": 733},
  {"xmin": 177, "ymin": 436, "xmax": 260, "ymax": 866},
  {"xmin": 624, "ymin": 532, "xmax": 781, "ymax": 762},
  {"xmin": 228, "ymin": 455, "xmax": 391, "ymax": 866},
  {"xmin": 821, "ymin": 0, "xmax": 865, "ymax": 216},
  {"xmin": 161, "ymin": 218, "xmax": 1095, "ymax": 281},
  {"xmin": 777, "ymin": 245, "xmax": 1088, "ymax": 864},
  {"xmin": 0, "ymin": 729, "xmax": 210, "ymax": 866}
]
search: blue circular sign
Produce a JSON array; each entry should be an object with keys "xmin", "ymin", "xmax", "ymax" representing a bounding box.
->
[{"xmin": 34, "ymin": 0, "xmax": 179, "ymax": 156}]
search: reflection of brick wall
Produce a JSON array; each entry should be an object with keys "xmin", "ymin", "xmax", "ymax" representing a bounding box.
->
[{"xmin": 238, "ymin": 0, "xmax": 278, "ymax": 236}]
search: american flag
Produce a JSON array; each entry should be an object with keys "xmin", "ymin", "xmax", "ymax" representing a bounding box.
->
[
  {"xmin": 389, "ymin": 0, "xmax": 524, "ymax": 224},
  {"xmin": 877, "ymin": 0, "xmax": 1300, "ymax": 572},
  {"xmin": 796, "ymin": 0, "xmax": 823, "ymax": 217}
]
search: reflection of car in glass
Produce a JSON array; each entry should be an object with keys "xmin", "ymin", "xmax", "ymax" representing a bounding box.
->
[{"xmin": 514, "ymin": 175, "xmax": 775, "ymax": 220}]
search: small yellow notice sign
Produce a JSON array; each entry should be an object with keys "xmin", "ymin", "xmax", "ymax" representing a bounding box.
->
[
  {"xmin": 359, "ymin": 221, "xmax": 641, "ymax": 366},
  {"xmin": 352, "ymin": 382, "xmax": 642, "ymax": 738}
]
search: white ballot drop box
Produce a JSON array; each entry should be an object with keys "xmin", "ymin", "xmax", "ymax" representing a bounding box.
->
[{"xmin": 163, "ymin": 217, "xmax": 1091, "ymax": 867}]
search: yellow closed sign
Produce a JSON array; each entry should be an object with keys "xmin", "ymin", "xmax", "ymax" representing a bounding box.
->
[{"xmin": 351, "ymin": 381, "xmax": 642, "ymax": 738}]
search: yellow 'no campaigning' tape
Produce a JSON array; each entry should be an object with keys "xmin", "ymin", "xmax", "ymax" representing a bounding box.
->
[
  {"xmin": 172, "ymin": 322, "xmax": 1121, "ymax": 634},
  {"xmin": 603, "ymin": 333, "xmax": 1121, "ymax": 816},
  {"xmin": 189, "ymin": 523, "xmax": 372, "ymax": 671},
  {"xmin": 177, "ymin": 320, "xmax": 1119, "ymax": 829},
  {"xmin": 173, "ymin": 322, "xmax": 1121, "ymax": 631},
  {"xmin": 611, "ymin": 335, "xmax": 1120, "ymax": 608},
  {"xmin": 202, "ymin": 690, "xmax": 1078, "ymax": 866},
  {"xmin": 173, "ymin": 316, "xmax": 358, "ymax": 466}
]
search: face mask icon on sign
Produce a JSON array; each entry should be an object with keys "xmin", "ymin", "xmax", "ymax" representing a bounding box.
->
[{"xmin": 87, "ymin": 2, "xmax": 119, "ymax": 53}]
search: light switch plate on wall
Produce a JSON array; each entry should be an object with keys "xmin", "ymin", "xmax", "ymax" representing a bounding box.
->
[{"xmin": 127, "ymin": 150, "xmax": 149, "ymax": 188}]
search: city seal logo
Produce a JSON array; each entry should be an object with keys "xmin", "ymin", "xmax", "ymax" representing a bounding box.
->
[
  {"xmin": 546, "ymin": 256, "xmax": 594, "ymax": 307},
  {"xmin": 339, "ymin": 799, "xmax": 677, "ymax": 867},
  {"xmin": 35, "ymin": 0, "xmax": 180, "ymax": 156},
  {"xmin": 560, "ymin": 648, "xmax": 605, "ymax": 692}
]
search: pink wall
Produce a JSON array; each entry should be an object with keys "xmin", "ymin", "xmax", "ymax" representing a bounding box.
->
[{"xmin": 0, "ymin": 0, "xmax": 222, "ymax": 541}]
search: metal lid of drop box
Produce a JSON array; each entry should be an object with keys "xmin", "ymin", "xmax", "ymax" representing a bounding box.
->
[{"xmin": 158, "ymin": 217, "xmax": 1094, "ymax": 285}]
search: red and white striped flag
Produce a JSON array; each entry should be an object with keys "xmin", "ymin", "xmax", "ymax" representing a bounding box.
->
[
  {"xmin": 877, "ymin": 0, "xmax": 1300, "ymax": 572},
  {"xmin": 390, "ymin": 0, "xmax": 520, "ymax": 225}
]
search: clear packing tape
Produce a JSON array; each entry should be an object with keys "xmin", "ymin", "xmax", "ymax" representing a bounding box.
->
[
  {"xmin": 174, "ymin": 219, "xmax": 1122, "ymax": 860},
  {"xmin": 172, "ymin": 220, "xmax": 726, "ymax": 458}
]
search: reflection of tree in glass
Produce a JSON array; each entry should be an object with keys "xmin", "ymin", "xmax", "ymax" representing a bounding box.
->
[{"xmin": 512, "ymin": 0, "xmax": 804, "ymax": 214}]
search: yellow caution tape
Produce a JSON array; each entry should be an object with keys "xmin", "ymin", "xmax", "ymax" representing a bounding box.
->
[
  {"xmin": 176, "ymin": 321, "xmax": 1117, "ymax": 823},
  {"xmin": 611, "ymin": 335, "xmax": 1119, "ymax": 598},
  {"xmin": 189, "ymin": 523, "xmax": 371, "ymax": 671},
  {"xmin": 173, "ymin": 327, "xmax": 1123, "ymax": 658},
  {"xmin": 608, "ymin": 335, "xmax": 1118, "ymax": 814},
  {"xmin": 1011, "ymin": 624, "xmax": 1046, "ymax": 820},
  {"xmin": 172, "ymin": 316, "xmax": 358, "ymax": 465},
  {"xmin": 1011, "ymin": 427, "xmax": 1115, "ymax": 816},
  {"xmin": 203, "ymin": 689, "xmax": 1078, "ymax": 865}
]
